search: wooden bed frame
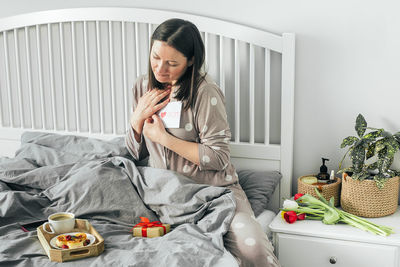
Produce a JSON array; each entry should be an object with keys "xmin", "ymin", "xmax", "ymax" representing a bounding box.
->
[{"xmin": 0, "ymin": 7, "xmax": 295, "ymax": 212}]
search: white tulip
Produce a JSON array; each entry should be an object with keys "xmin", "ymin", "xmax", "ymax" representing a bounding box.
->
[{"xmin": 283, "ymin": 199, "xmax": 299, "ymax": 209}]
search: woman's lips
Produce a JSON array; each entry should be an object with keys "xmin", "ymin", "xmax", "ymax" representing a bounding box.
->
[{"xmin": 156, "ymin": 72, "xmax": 169, "ymax": 78}]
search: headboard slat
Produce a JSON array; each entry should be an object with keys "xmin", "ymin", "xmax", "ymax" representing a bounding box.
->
[
  {"xmin": 108, "ymin": 21, "xmax": 116, "ymax": 135},
  {"xmin": 72, "ymin": 22, "xmax": 80, "ymax": 132},
  {"xmin": 24, "ymin": 27, "xmax": 35, "ymax": 128},
  {"xmin": 219, "ymin": 35, "xmax": 225, "ymax": 95},
  {"xmin": 59, "ymin": 23, "xmax": 68, "ymax": 131},
  {"xmin": 36, "ymin": 25, "xmax": 45, "ymax": 130},
  {"xmin": 264, "ymin": 48, "xmax": 271, "ymax": 145},
  {"xmin": 47, "ymin": 24, "xmax": 56, "ymax": 130},
  {"xmin": 249, "ymin": 43, "xmax": 255, "ymax": 145},
  {"xmin": 14, "ymin": 29, "xmax": 23, "ymax": 128},
  {"xmin": 95, "ymin": 21, "xmax": 104, "ymax": 134},
  {"xmin": 134, "ymin": 22, "xmax": 140, "ymax": 79},
  {"xmin": 234, "ymin": 39, "xmax": 240, "ymax": 143},
  {"xmin": 121, "ymin": 21, "xmax": 128, "ymax": 134},
  {"xmin": 4, "ymin": 31, "xmax": 13, "ymax": 127},
  {"xmin": 83, "ymin": 21, "xmax": 92, "ymax": 133}
]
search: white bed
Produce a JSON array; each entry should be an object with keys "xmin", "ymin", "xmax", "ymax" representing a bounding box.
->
[
  {"xmin": 0, "ymin": 7, "xmax": 295, "ymax": 265},
  {"xmin": 0, "ymin": 7, "xmax": 295, "ymax": 210}
]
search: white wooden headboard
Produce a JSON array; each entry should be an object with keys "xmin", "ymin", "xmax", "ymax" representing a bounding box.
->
[{"xmin": 0, "ymin": 7, "xmax": 295, "ymax": 210}]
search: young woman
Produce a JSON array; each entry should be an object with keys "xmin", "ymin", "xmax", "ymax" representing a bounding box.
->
[{"xmin": 126, "ymin": 18, "xmax": 279, "ymax": 267}]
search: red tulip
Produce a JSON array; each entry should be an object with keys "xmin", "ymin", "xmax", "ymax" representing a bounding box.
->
[
  {"xmin": 284, "ymin": 211, "xmax": 298, "ymax": 224},
  {"xmin": 294, "ymin": 193, "xmax": 304, "ymax": 201},
  {"xmin": 297, "ymin": 213, "xmax": 306, "ymax": 220}
]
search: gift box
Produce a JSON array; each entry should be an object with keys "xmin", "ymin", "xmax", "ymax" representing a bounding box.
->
[{"xmin": 132, "ymin": 217, "xmax": 170, "ymax": 238}]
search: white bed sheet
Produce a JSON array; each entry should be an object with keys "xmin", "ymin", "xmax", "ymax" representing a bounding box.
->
[{"xmin": 256, "ymin": 209, "xmax": 277, "ymax": 240}]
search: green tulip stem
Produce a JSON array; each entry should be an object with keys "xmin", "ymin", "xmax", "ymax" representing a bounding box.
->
[
  {"xmin": 340, "ymin": 210, "xmax": 394, "ymax": 233},
  {"xmin": 340, "ymin": 215, "xmax": 388, "ymax": 236},
  {"xmin": 340, "ymin": 212, "xmax": 393, "ymax": 236}
]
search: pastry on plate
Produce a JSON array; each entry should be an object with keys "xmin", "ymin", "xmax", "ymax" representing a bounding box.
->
[{"xmin": 55, "ymin": 233, "xmax": 89, "ymax": 249}]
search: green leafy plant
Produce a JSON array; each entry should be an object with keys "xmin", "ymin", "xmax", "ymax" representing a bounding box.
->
[{"xmin": 338, "ymin": 114, "xmax": 400, "ymax": 189}]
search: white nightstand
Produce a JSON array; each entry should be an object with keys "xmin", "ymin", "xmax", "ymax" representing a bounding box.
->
[{"xmin": 269, "ymin": 207, "xmax": 400, "ymax": 267}]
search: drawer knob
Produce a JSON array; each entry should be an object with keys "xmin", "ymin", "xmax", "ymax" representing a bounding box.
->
[{"xmin": 329, "ymin": 257, "xmax": 337, "ymax": 264}]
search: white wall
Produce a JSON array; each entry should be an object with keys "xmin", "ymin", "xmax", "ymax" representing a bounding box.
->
[{"xmin": 1, "ymin": 0, "xmax": 399, "ymax": 194}]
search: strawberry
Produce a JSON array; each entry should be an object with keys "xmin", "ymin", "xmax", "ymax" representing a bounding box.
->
[{"xmin": 62, "ymin": 245, "xmax": 69, "ymax": 249}]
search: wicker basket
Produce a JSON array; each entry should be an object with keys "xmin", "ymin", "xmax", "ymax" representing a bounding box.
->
[
  {"xmin": 341, "ymin": 174, "xmax": 399, "ymax": 218},
  {"xmin": 297, "ymin": 175, "xmax": 341, "ymax": 206}
]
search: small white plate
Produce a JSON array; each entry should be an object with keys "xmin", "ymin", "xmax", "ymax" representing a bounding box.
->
[{"xmin": 50, "ymin": 232, "xmax": 95, "ymax": 249}]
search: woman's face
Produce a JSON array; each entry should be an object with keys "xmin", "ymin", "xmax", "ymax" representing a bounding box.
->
[{"xmin": 150, "ymin": 40, "xmax": 191, "ymax": 85}]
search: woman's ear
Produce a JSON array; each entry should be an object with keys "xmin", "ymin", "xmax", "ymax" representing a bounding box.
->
[{"xmin": 188, "ymin": 57, "xmax": 194, "ymax": 67}]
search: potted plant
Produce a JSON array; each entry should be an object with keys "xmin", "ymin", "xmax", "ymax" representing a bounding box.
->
[{"xmin": 337, "ymin": 114, "xmax": 400, "ymax": 217}]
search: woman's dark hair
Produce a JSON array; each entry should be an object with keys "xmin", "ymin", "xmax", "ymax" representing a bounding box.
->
[{"xmin": 148, "ymin": 18, "xmax": 205, "ymax": 110}]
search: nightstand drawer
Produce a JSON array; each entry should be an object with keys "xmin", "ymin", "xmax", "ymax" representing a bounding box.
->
[{"xmin": 276, "ymin": 233, "xmax": 398, "ymax": 267}]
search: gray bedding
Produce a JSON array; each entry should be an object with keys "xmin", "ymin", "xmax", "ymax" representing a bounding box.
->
[{"xmin": 0, "ymin": 132, "xmax": 237, "ymax": 266}]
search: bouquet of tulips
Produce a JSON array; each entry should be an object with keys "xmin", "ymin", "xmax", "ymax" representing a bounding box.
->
[{"xmin": 281, "ymin": 188, "xmax": 394, "ymax": 236}]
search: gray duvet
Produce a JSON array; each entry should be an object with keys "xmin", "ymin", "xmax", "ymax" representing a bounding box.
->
[{"xmin": 0, "ymin": 132, "xmax": 237, "ymax": 266}]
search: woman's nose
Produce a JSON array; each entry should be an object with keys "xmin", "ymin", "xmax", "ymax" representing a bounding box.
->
[{"xmin": 156, "ymin": 62, "xmax": 168, "ymax": 73}]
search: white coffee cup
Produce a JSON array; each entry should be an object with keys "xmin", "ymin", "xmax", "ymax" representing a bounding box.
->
[{"xmin": 43, "ymin": 212, "xmax": 75, "ymax": 234}]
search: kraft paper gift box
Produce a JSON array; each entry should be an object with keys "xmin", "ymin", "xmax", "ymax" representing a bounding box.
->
[{"xmin": 132, "ymin": 217, "xmax": 170, "ymax": 238}]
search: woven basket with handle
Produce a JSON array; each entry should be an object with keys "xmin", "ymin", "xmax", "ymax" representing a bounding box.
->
[
  {"xmin": 340, "ymin": 174, "xmax": 399, "ymax": 218},
  {"xmin": 297, "ymin": 175, "xmax": 341, "ymax": 206}
]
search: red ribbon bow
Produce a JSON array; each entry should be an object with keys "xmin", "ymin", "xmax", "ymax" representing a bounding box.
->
[{"xmin": 131, "ymin": 217, "xmax": 166, "ymax": 237}]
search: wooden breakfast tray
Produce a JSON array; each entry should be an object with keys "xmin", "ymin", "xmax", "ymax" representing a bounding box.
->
[{"xmin": 37, "ymin": 219, "xmax": 104, "ymax": 262}]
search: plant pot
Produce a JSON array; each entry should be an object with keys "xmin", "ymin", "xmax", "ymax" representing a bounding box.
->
[{"xmin": 340, "ymin": 174, "xmax": 400, "ymax": 218}]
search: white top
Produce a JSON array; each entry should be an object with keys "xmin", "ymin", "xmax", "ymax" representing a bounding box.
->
[{"xmin": 269, "ymin": 207, "xmax": 400, "ymax": 246}]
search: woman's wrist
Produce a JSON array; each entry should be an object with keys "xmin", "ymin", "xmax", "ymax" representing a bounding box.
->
[
  {"xmin": 130, "ymin": 115, "xmax": 144, "ymax": 134},
  {"xmin": 159, "ymin": 131, "xmax": 172, "ymax": 148},
  {"xmin": 130, "ymin": 115, "xmax": 145, "ymax": 142}
]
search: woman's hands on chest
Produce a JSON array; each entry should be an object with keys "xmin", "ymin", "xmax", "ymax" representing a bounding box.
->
[{"xmin": 130, "ymin": 89, "xmax": 170, "ymax": 139}]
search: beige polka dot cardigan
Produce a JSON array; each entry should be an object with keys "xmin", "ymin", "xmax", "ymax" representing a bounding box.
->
[{"xmin": 126, "ymin": 75, "xmax": 239, "ymax": 186}]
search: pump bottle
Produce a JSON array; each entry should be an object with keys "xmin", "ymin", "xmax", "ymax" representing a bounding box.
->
[{"xmin": 317, "ymin": 158, "xmax": 330, "ymax": 183}]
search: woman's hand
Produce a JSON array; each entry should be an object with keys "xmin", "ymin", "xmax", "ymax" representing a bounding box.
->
[
  {"xmin": 130, "ymin": 89, "xmax": 170, "ymax": 138},
  {"xmin": 143, "ymin": 114, "xmax": 200, "ymax": 165},
  {"xmin": 143, "ymin": 114, "xmax": 168, "ymax": 143}
]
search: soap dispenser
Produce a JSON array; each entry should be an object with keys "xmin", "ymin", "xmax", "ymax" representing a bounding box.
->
[{"xmin": 317, "ymin": 158, "xmax": 330, "ymax": 183}]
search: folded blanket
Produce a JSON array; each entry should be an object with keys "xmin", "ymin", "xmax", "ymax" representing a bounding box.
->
[{"xmin": 0, "ymin": 131, "xmax": 236, "ymax": 266}]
